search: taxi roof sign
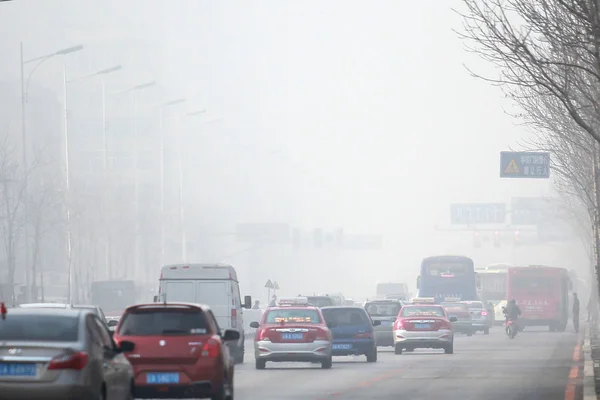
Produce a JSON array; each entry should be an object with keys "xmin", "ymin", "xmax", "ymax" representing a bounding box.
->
[
  {"xmin": 411, "ymin": 297, "xmax": 436, "ymax": 304},
  {"xmin": 277, "ymin": 297, "xmax": 309, "ymax": 306}
]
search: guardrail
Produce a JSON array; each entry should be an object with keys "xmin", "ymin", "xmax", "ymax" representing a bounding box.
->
[{"xmin": 243, "ymin": 309, "xmax": 264, "ymax": 337}]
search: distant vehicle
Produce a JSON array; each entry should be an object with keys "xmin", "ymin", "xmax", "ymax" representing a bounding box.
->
[
  {"xmin": 321, "ymin": 306, "xmax": 379, "ymax": 362},
  {"xmin": 393, "ymin": 303, "xmax": 457, "ymax": 355},
  {"xmin": 90, "ymin": 280, "xmax": 137, "ymax": 318},
  {"xmin": 322, "ymin": 293, "xmax": 345, "ymax": 306},
  {"xmin": 461, "ymin": 300, "xmax": 491, "ymax": 334},
  {"xmin": 0, "ymin": 307, "xmax": 133, "ymax": 399},
  {"xmin": 507, "ymin": 266, "xmax": 571, "ymax": 331},
  {"xmin": 475, "ymin": 263, "xmax": 510, "ymax": 323},
  {"xmin": 441, "ymin": 300, "xmax": 474, "ymax": 336},
  {"xmin": 364, "ymin": 299, "xmax": 403, "ymax": 347},
  {"xmin": 114, "ymin": 302, "xmax": 239, "ymax": 399},
  {"xmin": 376, "ymin": 282, "xmax": 409, "ymax": 300},
  {"xmin": 18, "ymin": 303, "xmax": 108, "ymax": 325},
  {"xmin": 156, "ymin": 263, "xmax": 252, "ymax": 364},
  {"xmin": 417, "ymin": 255, "xmax": 478, "ymax": 302},
  {"xmin": 302, "ymin": 295, "xmax": 334, "ymax": 308},
  {"xmin": 250, "ymin": 297, "xmax": 333, "ymax": 369}
]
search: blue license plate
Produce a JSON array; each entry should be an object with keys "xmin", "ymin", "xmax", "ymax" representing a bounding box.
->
[
  {"xmin": 0, "ymin": 363, "xmax": 36, "ymax": 377},
  {"xmin": 414, "ymin": 324, "xmax": 431, "ymax": 329},
  {"xmin": 332, "ymin": 344, "xmax": 352, "ymax": 350},
  {"xmin": 146, "ymin": 373, "xmax": 180, "ymax": 384},
  {"xmin": 282, "ymin": 333, "xmax": 303, "ymax": 340}
]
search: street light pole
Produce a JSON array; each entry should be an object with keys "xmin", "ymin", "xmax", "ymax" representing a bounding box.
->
[{"xmin": 19, "ymin": 42, "xmax": 83, "ymax": 303}]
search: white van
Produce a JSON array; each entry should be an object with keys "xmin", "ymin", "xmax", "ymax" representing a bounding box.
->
[{"xmin": 155, "ymin": 263, "xmax": 252, "ymax": 363}]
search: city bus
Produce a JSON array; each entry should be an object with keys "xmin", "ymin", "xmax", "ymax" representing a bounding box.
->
[
  {"xmin": 90, "ymin": 280, "xmax": 137, "ymax": 318},
  {"xmin": 506, "ymin": 266, "xmax": 571, "ymax": 331},
  {"xmin": 475, "ymin": 263, "xmax": 511, "ymax": 324},
  {"xmin": 416, "ymin": 255, "xmax": 478, "ymax": 303}
]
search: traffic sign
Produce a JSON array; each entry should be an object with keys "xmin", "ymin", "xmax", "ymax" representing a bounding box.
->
[
  {"xmin": 450, "ymin": 203, "xmax": 506, "ymax": 224},
  {"xmin": 273, "ymin": 281, "xmax": 280, "ymax": 290},
  {"xmin": 264, "ymin": 279, "xmax": 273, "ymax": 289},
  {"xmin": 500, "ymin": 152, "xmax": 550, "ymax": 178}
]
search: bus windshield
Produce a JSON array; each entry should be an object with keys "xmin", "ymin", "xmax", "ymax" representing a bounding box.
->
[
  {"xmin": 511, "ymin": 275, "xmax": 556, "ymax": 292},
  {"xmin": 424, "ymin": 263, "xmax": 469, "ymax": 277}
]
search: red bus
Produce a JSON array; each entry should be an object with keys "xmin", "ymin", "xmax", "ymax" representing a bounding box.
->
[{"xmin": 506, "ymin": 266, "xmax": 572, "ymax": 331}]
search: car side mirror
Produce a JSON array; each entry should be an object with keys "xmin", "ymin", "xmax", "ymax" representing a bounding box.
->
[
  {"xmin": 153, "ymin": 295, "xmax": 158, "ymax": 302},
  {"xmin": 372, "ymin": 320, "xmax": 381, "ymax": 326},
  {"xmin": 118, "ymin": 340, "xmax": 135, "ymax": 352},
  {"xmin": 243, "ymin": 295, "xmax": 252, "ymax": 309},
  {"xmin": 223, "ymin": 329, "xmax": 241, "ymax": 342},
  {"xmin": 249, "ymin": 321, "xmax": 260, "ymax": 329},
  {"xmin": 449, "ymin": 316, "xmax": 457, "ymax": 323}
]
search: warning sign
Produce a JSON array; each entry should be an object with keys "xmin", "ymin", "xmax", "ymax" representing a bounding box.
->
[{"xmin": 504, "ymin": 159, "xmax": 520, "ymax": 174}]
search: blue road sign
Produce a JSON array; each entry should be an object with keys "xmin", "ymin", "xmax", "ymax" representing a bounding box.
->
[
  {"xmin": 450, "ymin": 203, "xmax": 506, "ymax": 225},
  {"xmin": 500, "ymin": 152, "xmax": 550, "ymax": 178}
]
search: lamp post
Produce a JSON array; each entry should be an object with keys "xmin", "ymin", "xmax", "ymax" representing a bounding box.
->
[
  {"xmin": 64, "ymin": 64, "xmax": 121, "ymax": 304},
  {"xmin": 20, "ymin": 43, "xmax": 83, "ymax": 302}
]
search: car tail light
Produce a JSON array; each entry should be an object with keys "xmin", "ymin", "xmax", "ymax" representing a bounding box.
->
[
  {"xmin": 355, "ymin": 332, "xmax": 373, "ymax": 339},
  {"xmin": 440, "ymin": 321, "xmax": 453, "ymax": 330},
  {"xmin": 394, "ymin": 320, "xmax": 404, "ymax": 330},
  {"xmin": 201, "ymin": 339, "xmax": 220, "ymax": 358},
  {"xmin": 48, "ymin": 352, "xmax": 88, "ymax": 370},
  {"xmin": 231, "ymin": 308, "xmax": 237, "ymax": 328},
  {"xmin": 315, "ymin": 328, "xmax": 330, "ymax": 341},
  {"xmin": 481, "ymin": 311, "xmax": 488, "ymax": 316},
  {"xmin": 257, "ymin": 329, "xmax": 271, "ymax": 341}
]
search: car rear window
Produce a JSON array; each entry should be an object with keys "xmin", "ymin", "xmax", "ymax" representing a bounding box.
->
[
  {"xmin": 464, "ymin": 302, "xmax": 484, "ymax": 309},
  {"xmin": 443, "ymin": 303, "xmax": 469, "ymax": 312},
  {"xmin": 118, "ymin": 309, "xmax": 210, "ymax": 336},
  {"xmin": 322, "ymin": 308, "xmax": 371, "ymax": 326},
  {"xmin": 401, "ymin": 306, "xmax": 445, "ymax": 317},
  {"xmin": 365, "ymin": 302, "xmax": 401, "ymax": 317},
  {"xmin": 306, "ymin": 297, "xmax": 334, "ymax": 308},
  {"xmin": 264, "ymin": 309, "xmax": 322, "ymax": 324},
  {"xmin": 0, "ymin": 315, "xmax": 79, "ymax": 341}
]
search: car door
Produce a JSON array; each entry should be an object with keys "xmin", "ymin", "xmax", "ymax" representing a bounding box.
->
[{"xmin": 91, "ymin": 315, "xmax": 123, "ymax": 399}]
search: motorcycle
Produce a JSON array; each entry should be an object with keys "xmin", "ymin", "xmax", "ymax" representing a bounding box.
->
[{"xmin": 502, "ymin": 307, "xmax": 518, "ymax": 339}]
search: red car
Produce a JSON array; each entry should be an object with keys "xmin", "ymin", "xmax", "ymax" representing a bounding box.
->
[{"xmin": 113, "ymin": 302, "xmax": 239, "ymax": 399}]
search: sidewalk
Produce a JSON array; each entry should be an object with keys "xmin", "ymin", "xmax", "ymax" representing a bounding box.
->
[{"xmin": 585, "ymin": 321, "xmax": 600, "ymax": 399}]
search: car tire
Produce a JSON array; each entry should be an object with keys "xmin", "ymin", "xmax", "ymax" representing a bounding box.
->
[
  {"xmin": 321, "ymin": 357, "xmax": 333, "ymax": 369},
  {"xmin": 366, "ymin": 348, "xmax": 377, "ymax": 363},
  {"xmin": 211, "ymin": 375, "xmax": 234, "ymax": 400},
  {"xmin": 483, "ymin": 327, "xmax": 490, "ymax": 335},
  {"xmin": 444, "ymin": 343, "xmax": 454, "ymax": 354},
  {"xmin": 255, "ymin": 359, "xmax": 266, "ymax": 370},
  {"xmin": 394, "ymin": 344, "xmax": 403, "ymax": 355},
  {"xmin": 234, "ymin": 344, "xmax": 244, "ymax": 364}
]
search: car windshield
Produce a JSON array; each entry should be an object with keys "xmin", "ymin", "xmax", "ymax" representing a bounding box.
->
[
  {"xmin": 365, "ymin": 302, "xmax": 401, "ymax": 317},
  {"xmin": 306, "ymin": 297, "xmax": 334, "ymax": 308},
  {"xmin": 442, "ymin": 303, "xmax": 468, "ymax": 312},
  {"xmin": 464, "ymin": 302, "xmax": 484, "ymax": 309},
  {"xmin": 118, "ymin": 309, "xmax": 209, "ymax": 335},
  {"xmin": 264, "ymin": 309, "xmax": 321, "ymax": 324},
  {"xmin": 0, "ymin": 315, "xmax": 79, "ymax": 341},
  {"xmin": 401, "ymin": 306, "xmax": 445, "ymax": 317},
  {"xmin": 322, "ymin": 308, "xmax": 370, "ymax": 326}
]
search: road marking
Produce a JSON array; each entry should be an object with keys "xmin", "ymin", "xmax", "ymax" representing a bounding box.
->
[
  {"xmin": 315, "ymin": 368, "xmax": 407, "ymax": 399},
  {"xmin": 564, "ymin": 330, "xmax": 583, "ymax": 400}
]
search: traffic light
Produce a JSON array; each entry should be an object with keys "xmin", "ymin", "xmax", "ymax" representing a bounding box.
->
[
  {"xmin": 514, "ymin": 230, "xmax": 521, "ymax": 246},
  {"xmin": 473, "ymin": 231, "xmax": 481, "ymax": 248},
  {"xmin": 291, "ymin": 228, "xmax": 300, "ymax": 249},
  {"xmin": 313, "ymin": 228, "xmax": 323, "ymax": 249},
  {"xmin": 493, "ymin": 231, "xmax": 501, "ymax": 247}
]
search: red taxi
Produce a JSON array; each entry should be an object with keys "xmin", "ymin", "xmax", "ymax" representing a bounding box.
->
[
  {"xmin": 249, "ymin": 297, "xmax": 333, "ymax": 369},
  {"xmin": 393, "ymin": 297, "xmax": 457, "ymax": 355}
]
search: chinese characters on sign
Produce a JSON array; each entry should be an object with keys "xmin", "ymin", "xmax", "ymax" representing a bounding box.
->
[{"xmin": 500, "ymin": 151, "xmax": 550, "ymax": 179}]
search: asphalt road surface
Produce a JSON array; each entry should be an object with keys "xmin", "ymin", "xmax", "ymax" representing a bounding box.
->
[{"xmin": 233, "ymin": 325, "xmax": 583, "ymax": 400}]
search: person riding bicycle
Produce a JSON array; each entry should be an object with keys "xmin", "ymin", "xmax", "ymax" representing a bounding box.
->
[{"xmin": 503, "ymin": 299, "xmax": 522, "ymax": 327}]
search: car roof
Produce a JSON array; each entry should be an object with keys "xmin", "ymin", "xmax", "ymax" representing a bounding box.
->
[
  {"xmin": 71, "ymin": 304, "xmax": 99, "ymax": 308},
  {"xmin": 6, "ymin": 307, "xmax": 89, "ymax": 317},
  {"xmin": 321, "ymin": 306, "xmax": 366, "ymax": 311},
  {"xmin": 124, "ymin": 302, "xmax": 211, "ymax": 312},
  {"xmin": 18, "ymin": 303, "xmax": 70, "ymax": 308},
  {"xmin": 403, "ymin": 304, "xmax": 443, "ymax": 308},
  {"xmin": 267, "ymin": 306, "xmax": 320, "ymax": 311}
]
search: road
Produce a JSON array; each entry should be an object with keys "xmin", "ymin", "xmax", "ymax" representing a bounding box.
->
[{"xmin": 234, "ymin": 325, "xmax": 583, "ymax": 400}]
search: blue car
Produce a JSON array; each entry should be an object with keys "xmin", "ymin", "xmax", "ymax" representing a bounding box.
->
[{"xmin": 321, "ymin": 306, "xmax": 380, "ymax": 362}]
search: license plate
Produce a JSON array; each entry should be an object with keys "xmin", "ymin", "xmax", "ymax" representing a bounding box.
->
[
  {"xmin": 282, "ymin": 333, "xmax": 303, "ymax": 340},
  {"xmin": 332, "ymin": 344, "xmax": 352, "ymax": 350},
  {"xmin": 0, "ymin": 363, "xmax": 36, "ymax": 377},
  {"xmin": 146, "ymin": 373, "xmax": 180, "ymax": 384},
  {"xmin": 414, "ymin": 324, "xmax": 431, "ymax": 329}
]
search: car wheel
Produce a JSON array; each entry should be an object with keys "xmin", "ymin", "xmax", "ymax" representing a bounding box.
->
[
  {"xmin": 211, "ymin": 375, "xmax": 234, "ymax": 400},
  {"xmin": 234, "ymin": 345, "xmax": 244, "ymax": 364},
  {"xmin": 321, "ymin": 357, "xmax": 333, "ymax": 369},
  {"xmin": 444, "ymin": 343, "xmax": 454, "ymax": 354},
  {"xmin": 255, "ymin": 359, "xmax": 266, "ymax": 370},
  {"xmin": 394, "ymin": 344, "xmax": 403, "ymax": 355},
  {"xmin": 366, "ymin": 348, "xmax": 377, "ymax": 363},
  {"xmin": 483, "ymin": 327, "xmax": 490, "ymax": 335}
]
